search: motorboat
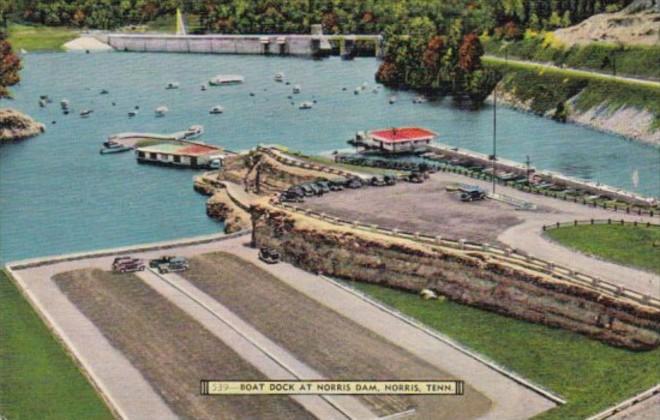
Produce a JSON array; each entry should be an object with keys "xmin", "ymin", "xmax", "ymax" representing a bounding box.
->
[
  {"xmin": 299, "ymin": 101, "xmax": 313, "ymax": 110},
  {"xmin": 274, "ymin": 72, "xmax": 285, "ymax": 82},
  {"xmin": 209, "ymin": 74, "xmax": 244, "ymax": 86},
  {"xmin": 354, "ymin": 88, "xmax": 360, "ymax": 95},
  {"xmin": 209, "ymin": 105, "xmax": 224, "ymax": 114},
  {"xmin": 128, "ymin": 111, "xmax": 138, "ymax": 118},
  {"xmin": 60, "ymin": 99, "xmax": 70, "ymax": 110},
  {"xmin": 155, "ymin": 106, "xmax": 169, "ymax": 117},
  {"xmin": 80, "ymin": 109, "xmax": 93, "ymax": 118},
  {"xmin": 165, "ymin": 82, "xmax": 179, "ymax": 90},
  {"xmin": 39, "ymin": 99, "xmax": 47, "ymax": 108},
  {"xmin": 200, "ymin": 84, "xmax": 207, "ymax": 91},
  {"xmin": 292, "ymin": 84, "xmax": 301, "ymax": 94},
  {"xmin": 182, "ymin": 125, "xmax": 204, "ymax": 139},
  {"xmin": 100, "ymin": 89, "xmax": 109, "ymax": 95},
  {"xmin": 389, "ymin": 96, "xmax": 397, "ymax": 104},
  {"xmin": 413, "ymin": 96, "xmax": 427, "ymax": 104}
]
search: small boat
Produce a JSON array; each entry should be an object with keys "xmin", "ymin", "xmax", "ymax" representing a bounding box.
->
[
  {"xmin": 165, "ymin": 82, "xmax": 179, "ymax": 90},
  {"xmin": 39, "ymin": 99, "xmax": 47, "ymax": 108},
  {"xmin": 100, "ymin": 89, "xmax": 109, "ymax": 95},
  {"xmin": 60, "ymin": 99, "xmax": 70, "ymax": 109},
  {"xmin": 361, "ymin": 82, "xmax": 368, "ymax": 90},
  {"xmin": 99, "ymin": 146, "xmax": 132, "ymax": 155},
  {"xmin": 155, "ymin": 106, "xmax": 169, "ymax": 117},
  {"xmin": 299, "ymin": 101, "xmax": 313, "ymax": 110},
  {"xmin": 285, "ymin": 81, "xmax": 291, "ymax": 86},
  {"xmin": 128, "ymin": 111, "xmax": 138, "ymax": 118},
  {"xmin": 412, "ymin": 96, "xmax": 427, "ymax": 104},
  {"xmin": 20, "ymin": 48, "xmax": 28, "ymax": 54},
  {"xmin": 209, "ymin": 74, "xmax": 244, "ymax": 86},
  {"xmin": 209, "ymin": 105, "xmax": 224, "ymax": 114},
  {"xmin": 354, "ymin": 88, "xmax": 360, "ymax": 95},
  {"xmin": 372, "ymin": 88, "xmax": 379, "ymax": 94},
  {"xmin": 292, "ymin": 85, "xmax": 301, "ymax": 94},
  {"xmin": 274, "ymin": 72, "xmax": 285, "ymax": 82},
  {"xmin": 389, "ymin": 96, "xmax": 397, "ymax": 104},
  {"xmin": 200, "ymin": 84, "xmax": 207, "ymax": 91},
  {"xmin": 182, "ymin": 125, "xmax": 204, "ymax": 139},
  {"xmin": 80, "ymin": 109, "xmax": 93, "ymax": 118}
]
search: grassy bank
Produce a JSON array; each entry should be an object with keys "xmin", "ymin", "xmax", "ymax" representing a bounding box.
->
[
  {"xmin": 483, "ymin": 37, "xmax": 660, "ymax": 80},
  {"xmin": 546, "ymin": 224, "xmax": 660, "ymax": 274},
  {"xmin": 485, "ymin": 58, "xmax": 660, "ymax": 129},
  {"xmin": 348, "ymin": 281, "xmax": 660, "ymax": 419},
  {"xmin": 8, "ymin": 23, "xmax": 77, "ymax": 51},
  {"xmin": 0, "ymin": 270, "xmax": 113, "ymax": 419}
]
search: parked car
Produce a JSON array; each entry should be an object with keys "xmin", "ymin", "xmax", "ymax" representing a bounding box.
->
[
  {"xmin": 407, "ymin": 172, "xmax": 425, "ymax": 183},
  {"xmin": 314, "ymin": 180, "xmax": 331, "ymax": 194},
  {"xmin": 280, "ymin": 190, "xmax": 304, "ymax": 203},
  {"xmin": 383, "ymin": 174, "xmax": 397, "ymax": 186},
  {"xmin": 259, "ymin": 248, "xmax": 280, "ymax": 264},
  {"xmin": 328, "ymin": 177, "xmax": 346, "ymax": 191},
  {"xmin": 298, "ymin": 183, "xmax": 316, "ymax": 197},
  {"xmin": 459, "ymin": 186, "xmax": 486, "ymax": 202},
  {"xmin": 149, "ymin": 255, "xmax": 176, "ymax": 268},
  {"xmin": 157, "ymin": 257, "xmax": 189, "ymax": 274},
  {"xmin": 370, "ymin": 176, "xmax": 387, "ymax": 187},
  {"xmin": 345, "ymin": 177, "xmax": 363, "ymax": 189},
  {"xmin": 112, "ymin": 256, "xmax": 145, "ymax": 273}
]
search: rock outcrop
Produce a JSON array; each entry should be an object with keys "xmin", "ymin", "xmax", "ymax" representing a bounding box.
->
[
  {"xmin": 206, "ymin": 188, "xmax": 250, "ymax": 234},
  {"xmin": 0, "ymin": 108, "xmax": 45, "ymax": 143},
  {"xmin": 252, "ymin": 205, "xmax": 660, "ymax": 350}
]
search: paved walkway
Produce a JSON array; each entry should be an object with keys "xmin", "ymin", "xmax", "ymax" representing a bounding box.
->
[
  {"xmin": 8, "ymin": 234, "xmax": 558, "ymax": 420},
  {"xmin": 137, "ymin": 268, "xmax": 372, "ymax": 420}
]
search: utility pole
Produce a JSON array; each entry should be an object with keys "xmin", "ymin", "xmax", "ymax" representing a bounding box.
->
[{"xmin": 492, "ymin": 87, "xmax": 497, "ymax": 194}]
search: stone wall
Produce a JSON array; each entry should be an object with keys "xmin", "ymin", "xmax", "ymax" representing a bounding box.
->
[{"xmin": 251, "ymin": 205, "xmax": 660, "ymax": 350}]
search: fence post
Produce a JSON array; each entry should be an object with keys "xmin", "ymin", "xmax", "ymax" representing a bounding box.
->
[{"xmin": 459, "ymin": 239, "xmax": 466, "ymax": 250}]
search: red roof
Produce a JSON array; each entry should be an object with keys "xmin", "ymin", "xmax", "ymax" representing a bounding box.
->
[
  {"xmin": 177, "ymin": 144, "xmax": 221, "ymax": 156},
  {"xmin": 369, "ymin": 127, "xmax": 437, "ymax": 143}
]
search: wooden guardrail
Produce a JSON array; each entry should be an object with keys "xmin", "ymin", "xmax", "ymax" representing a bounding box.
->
[
  {"xmin": 275, "ymin": 202, "xmax": 660, "ymax": 310},
  {"xmin": 543, "ymin": 218, "xmax": 659, "ymax": 231}
]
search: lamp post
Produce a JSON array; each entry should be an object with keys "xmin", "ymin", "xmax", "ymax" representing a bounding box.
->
[{"xmin": 492, "ymin": 86, "xmax": 497, "ymax": 194}]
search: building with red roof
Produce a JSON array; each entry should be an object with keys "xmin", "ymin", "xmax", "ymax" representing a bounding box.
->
[
  {"xmin": 136, "ymin": 141, "xmax": 225, "ymax": 168},
  {"xmin": 364, "ymin": 127, "xmax": 437, "ymax": 153}
]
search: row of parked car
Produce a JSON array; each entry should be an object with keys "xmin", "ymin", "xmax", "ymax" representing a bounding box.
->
[
  {"xmin": 280, "ymin": 174, "xmax": 403, "ymax": 202},
  {"xmin": 111, "ymin": 255, "xmax": 190, "ymax": 274}
]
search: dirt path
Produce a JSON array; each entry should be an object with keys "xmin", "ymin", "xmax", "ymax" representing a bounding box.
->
[
  {"xmin": 53, "ymin": 268, "xmax": 314, "ymax": 420},
  {"xmin": 180, "ymin": 252, "xmax": 491, "ymax": 419}
]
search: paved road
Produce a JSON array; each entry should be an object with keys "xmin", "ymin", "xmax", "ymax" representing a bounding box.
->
[
  {"xmin": 428, "ymin": 172, "xmax": 660, "ymax": 298},
  {"xmin": 8, "ymin": 234, "xmax": 557, "ymax": 420},
  {"xmin": 484, "ymin": 55, "xmax": 660, "ymax": 88}
]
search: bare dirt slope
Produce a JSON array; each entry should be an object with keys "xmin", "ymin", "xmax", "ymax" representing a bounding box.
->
[
  {"xmin": 181, "ymin": 252, "xmax": 492, "ymax": 419},
  {"xmin": 554, "ymin": 0, "xmax": 660, "ymax": 46},
  {"xmin": 53, "ymin": 268, "xmax": 313, "ymax": 420}
]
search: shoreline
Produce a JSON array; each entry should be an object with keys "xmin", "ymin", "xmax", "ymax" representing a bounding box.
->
[{"xmin": 0, "ymin": 108, "xmax": 45, "ymax": 143}]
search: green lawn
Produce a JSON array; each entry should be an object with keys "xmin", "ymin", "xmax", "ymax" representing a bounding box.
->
[
  {"xmin": 7, "ymin": 23, "xmax": 78, "ymax": 52},
  {"xmin": 0, "ymin": 270, "xmax": 113, "ymax": 419},
  {"xmin": 546, "ymin": 224, "xmax": 660, "ymax": 274},
  {"xmin": 347, "ymin": 281, "xmax": 660, "ymax": 420}
]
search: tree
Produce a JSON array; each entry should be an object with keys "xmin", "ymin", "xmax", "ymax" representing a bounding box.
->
[
  {"xmin": 0, "ymin": 33, "xmax": 20, "ymax": 99},
  {"xmin": 458, "ymin": 32, "xmax": 483, "ymax": 73}
]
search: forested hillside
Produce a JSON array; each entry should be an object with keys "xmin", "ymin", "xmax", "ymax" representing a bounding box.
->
[{"xmin": 2, "ymin": 1, "xmax": 634, "ymax": 34}]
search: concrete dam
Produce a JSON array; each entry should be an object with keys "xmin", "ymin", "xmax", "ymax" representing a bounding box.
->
[{"xmin": 103, "ymin": 33, "xmax": 383, "ymax": 58}]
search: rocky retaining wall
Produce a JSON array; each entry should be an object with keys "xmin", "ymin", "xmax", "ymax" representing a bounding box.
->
[
  {"xmin": 252, "ymin": 205, "xmax": 660, "ymax": 350},
  {"xmin": 206, "ymin": 188, "xmax": 250, "ymax": 234}
]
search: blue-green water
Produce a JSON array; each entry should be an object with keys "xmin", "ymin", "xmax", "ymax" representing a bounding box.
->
[{"xmin": 1, "ymin": 52, "xmax": 658, "ymax": 263}]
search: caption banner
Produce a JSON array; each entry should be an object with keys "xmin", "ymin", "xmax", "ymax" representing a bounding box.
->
[{"xmin": 201, "ymin": 380, "xmax": 464, "ymax": 395}]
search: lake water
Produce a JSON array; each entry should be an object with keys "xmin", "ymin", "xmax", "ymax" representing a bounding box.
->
[{"xmin": 1, "ymin": 52, "xmax": 658, "ymax": 263}]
